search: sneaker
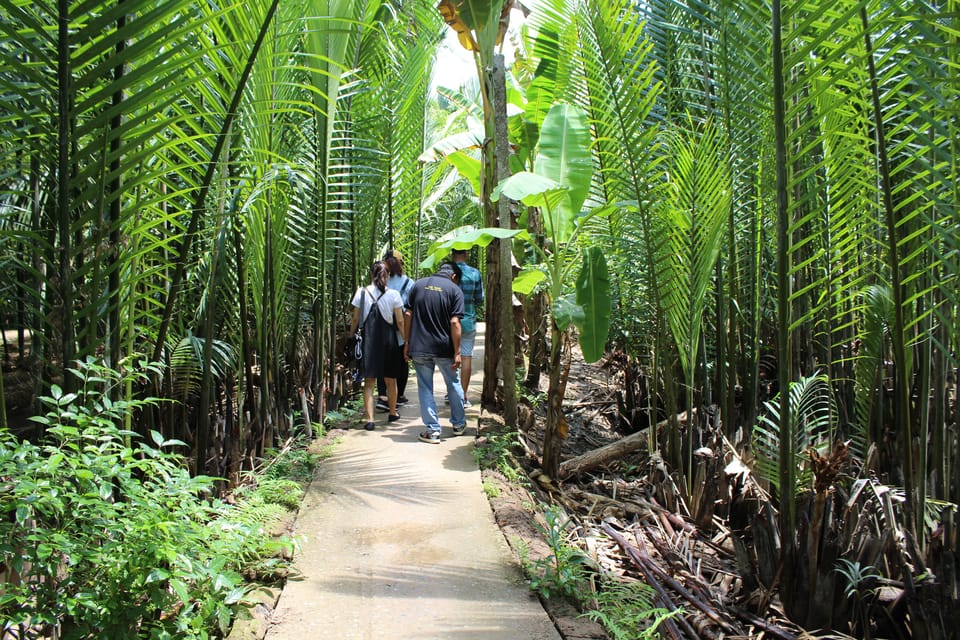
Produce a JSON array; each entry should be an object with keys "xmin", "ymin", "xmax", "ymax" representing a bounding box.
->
[
  {"xmin": 397, "ymin": 396, "xmax": 409, "ymax": 406},
  {"xmin": 451, "ymin": 424, "xmax": 467, "ymax": 436},
  {"xmin": 364, "ymin": 421, "xmax": 376, "ymax": 431},
  {"xmin": 375, "ymin": 399, "xmax": 389, "ymax": 412},
  {"xmin": 418, "ymin": 430, "xmax": 441, "ymax": 444},
  {"xmin": 463, "ymin": 399, "xmax": 472, "ymax": 408}
]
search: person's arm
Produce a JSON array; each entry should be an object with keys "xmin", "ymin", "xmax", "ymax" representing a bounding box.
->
[
  {"xmin": 393, "ymin": 306, "xmax": 404, "ymax": 337},
  {"xmin": 450, "ymin": 316, "xmax": 462, "ymax": 369},
  {"xmin": 403, "ymin": 309, "xmax": 412, "ymax": 359},
  {"xmin": 349, "ymin": 305, "xmax": 360, "ymax": 335}
]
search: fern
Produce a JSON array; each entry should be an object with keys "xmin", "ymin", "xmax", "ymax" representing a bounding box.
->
[{"xmin": 582, "ymin": 579, "xmax": 682, "ymax": 640}]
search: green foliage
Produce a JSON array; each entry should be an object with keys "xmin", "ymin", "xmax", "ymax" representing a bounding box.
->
[
  {"xmin": 473, "ymin": 430, "xmax": 522, "ymax": 483},
  {"xmin": 835, "ymin": 558, "xmax": 879, "ymax": 637},
  {"xmin": 753, "ymin": 373, "xmax": 836, "ymax": 493},
  {"xmin": 481, "ymin": 480, "xmax": 501, "ymax": 498},
  {"xmin": 835, "ymin": 559, "xmax": 879, "ymax": 601},
  {"xmin": 418, "ymin": 225, "xmax": 530, "ymax": 271},
  {"xmin": 525, "ymin": 505, "xmax": 593, "ymax": 600},
  {"xmin": 0, "ymin": 358, "xmax": 281, "ymax": 639},
  {"xmin": 576, "ymin": 246, "xmax": 612, "ymax": 363},
  {"xmin": 253, "ymin": 478, "xmax": 304, "ymax": 511},
  {"xmin": 324, "ymin": 399, "xmax": 362, "ymax": 429},
  {"xmin": 308, "ymin": 421, "xmax": 327, "ymax": 439},
  {"xmin": 581, "ymin": 579, "xmax": 682, "ymax": 640},
  {"xmin": 260, "ymin": 442, "xmax": 320, "ymax": 484}
]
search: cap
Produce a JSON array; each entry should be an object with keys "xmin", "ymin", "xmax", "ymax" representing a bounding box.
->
[{"xmin": 383, "ymin": 249, "xmax": 403, "ymax": 262}]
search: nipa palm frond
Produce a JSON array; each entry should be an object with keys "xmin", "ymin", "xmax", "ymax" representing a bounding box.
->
[{"xmin": 754, "ymin": 373, "xmax": 838, "ymax": 493}]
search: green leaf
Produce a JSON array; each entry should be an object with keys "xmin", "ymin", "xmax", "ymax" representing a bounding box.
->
[
  {"xmin": 451, "ymin": 0, "xmax": 501, "ymax": 33},
  {"xmin": 535, "ymin": 103, "xmax": 592, "ymax": 217},
  {"xmin": 492, "ymin": 171, "xmax": 563, "ymax": 203},
  {"xmin": 444, "ymin": 150, "xmax": 483, "ymax": 197},
  {"xmin": 170, "ymin": 578, "xmax": 191, "ymax": 603},
  {"xmin": 553, "ymin": 297, "xmax": 584, "ymax": 331},
  {"xmin": 512, "ymin": 267, "xmax": 547, "ymax": 295},
  {"xmin": 575, "ymin": 247, "xmax": 611, "ymax": 363},
  {"xmin": 418, "ymin": 226, "xmax": 529, "ymax": 270}
]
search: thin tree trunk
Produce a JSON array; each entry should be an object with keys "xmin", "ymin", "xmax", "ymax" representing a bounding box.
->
[
  {"xmin": 860, "ymin": 7, "xmax": 920, "ymax": 552},
  {"xmin": 542, "ymin": 324, "xmax": 568, "ymax": 479},
  {"xmin": 233, "ymin": 208, "xmax": 253, "ymax": 480},
  {"xmin": 492, "ymin": 54, "xmax": 516, "ymax": 426},
  {"xmin": 771, "ymin": 0, "xmax": 799, "ymax": 618},
  {"xmin": 480, "ymin": 61, "xmax": 501, "ymax": 408},
  {"xmin": 108, "ymin": 2, "xmax": 125, "ymax": 377},
  {"xmin": 523, "ymin": 206, "xmax": 546, "ymax": 390},
  {"xmin": 196, "ymin": 166, "xmax": 231, "ymax": 475},
  {"xmin": 57, "ymin": 0, "xmax": 76, "ymax": 390}
]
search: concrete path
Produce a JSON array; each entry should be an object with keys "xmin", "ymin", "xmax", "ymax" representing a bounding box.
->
[{"xmin": 265, "ymin": 327, "xmax": 561, "ymax": 640}]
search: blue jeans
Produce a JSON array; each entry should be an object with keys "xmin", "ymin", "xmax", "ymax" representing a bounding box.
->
[{"xmin": 412, "ymin": 356, "xmax": 465, "ymax": 435}]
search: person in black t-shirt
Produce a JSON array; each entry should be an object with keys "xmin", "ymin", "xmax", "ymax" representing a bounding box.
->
[{"xmin": 403, "ymin": 262, "xmax": 466, "ymax": 443}]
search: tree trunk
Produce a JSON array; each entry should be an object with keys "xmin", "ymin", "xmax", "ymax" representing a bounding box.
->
[
  {"xmin": 542, "ymin": 324, "xmax": 569, "ymax": 479},
  {"xmin": 492, "ymin": 54, "xmax": 516, "ymax": 426},
  {"xmin": 524, "ymin": 207, "xmax": 546, "ymax": 390}
]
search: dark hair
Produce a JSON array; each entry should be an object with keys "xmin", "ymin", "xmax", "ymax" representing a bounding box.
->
[
  {"xmin": 437, "ymin": 260, "xmax": 462, "ymax": 281},
  {"xmin": 370, "ymin": 261, "xmax": 389, "ymax": 293},
  {"xmin": 452, "ymin": 248, "xmax": 468, "ymax": 258},
  {"xmin": 383, "ymin": 249, "xmax": 404, "ymax": 277}
]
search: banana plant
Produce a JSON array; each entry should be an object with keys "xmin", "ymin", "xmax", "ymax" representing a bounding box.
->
[{"xmin": 492, "ymin": 102, "xmax": 613, "ymax": 479}]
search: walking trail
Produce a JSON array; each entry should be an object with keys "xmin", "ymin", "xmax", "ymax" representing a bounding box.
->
[{"xmin": 263, "ymin": 326, "xmax": 561, "ymax": 639}]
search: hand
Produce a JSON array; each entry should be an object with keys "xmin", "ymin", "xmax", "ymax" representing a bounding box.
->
[
  {"xmin": 403, "ymin": 345, "xmax": 410, "ymax": 361},
  {"xmin": 452, "ymin": 354, "xmax": 462, "ymax": 369}
]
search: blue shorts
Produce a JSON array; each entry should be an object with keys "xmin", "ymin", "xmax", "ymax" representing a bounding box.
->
[{"xmin": 460, "ymin": 329, "xmax": 476, "ymax": 356}]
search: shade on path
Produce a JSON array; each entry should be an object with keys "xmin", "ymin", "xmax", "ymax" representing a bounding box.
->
[{"xmin": 264, "ymin": 324, "xmax": 561, "ymax": 639}]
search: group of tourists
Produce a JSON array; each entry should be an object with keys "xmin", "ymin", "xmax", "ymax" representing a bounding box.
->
[{"xmin": 348, "ymin": 247, "xmax": 483, "ymax": 443}]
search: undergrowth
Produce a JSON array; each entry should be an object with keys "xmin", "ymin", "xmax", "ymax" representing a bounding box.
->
[
  {"xmin": 581, "ymin": 579, "xmax": 682, "ymax": 640},
  {"xmin": 0, "ymin": 357, "xmax": 307, "ymax": 639}
]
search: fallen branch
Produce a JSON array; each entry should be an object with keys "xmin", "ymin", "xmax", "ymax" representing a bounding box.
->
[{"xmin": 559, "ymin": 412, "xmax": 688, "ymax": 479}]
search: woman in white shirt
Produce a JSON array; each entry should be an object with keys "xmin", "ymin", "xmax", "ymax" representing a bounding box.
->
[{"xmin": 349, "ymin": 261, "xmax": 405, "ymax": 430}]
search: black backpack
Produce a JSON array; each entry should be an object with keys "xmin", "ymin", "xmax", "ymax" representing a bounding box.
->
[{"xmin": 360, "ymin": 289, "xmax": 399, "ymax": 375}]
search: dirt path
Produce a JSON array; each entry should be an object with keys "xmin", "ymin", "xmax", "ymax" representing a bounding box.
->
[{"xmin": 262, "ymin": 326, "xmax": 561, "ymax": 640}]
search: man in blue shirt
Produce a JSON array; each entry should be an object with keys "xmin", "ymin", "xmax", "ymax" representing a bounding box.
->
[{"xmin": 451, "ymin": 248, "xmax": 483, "ymax": 407}]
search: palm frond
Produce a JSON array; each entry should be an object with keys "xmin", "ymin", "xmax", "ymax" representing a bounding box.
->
[{"xmin": 754, "ymin": 373, "xmax": 838, "ymax": 493}]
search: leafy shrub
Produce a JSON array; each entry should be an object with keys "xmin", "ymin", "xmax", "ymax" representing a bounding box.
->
[
  {"xmin": 252, "ymin": 478, "xmax": 304, "ymax": 510},
  {"xmin": 260, "ymin": 442, "xmax": 320, "ymax": 484},
  {"xmin": 525, "ymin": 504, "xmax": 593, "ymax": 600},
  {"xmin": 473, "ymin": 430, "xmax": 522, "ymax": 482},
  {"xmin": 0, "ymin": 357, "xmax": 279, "ymax": 639}
]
